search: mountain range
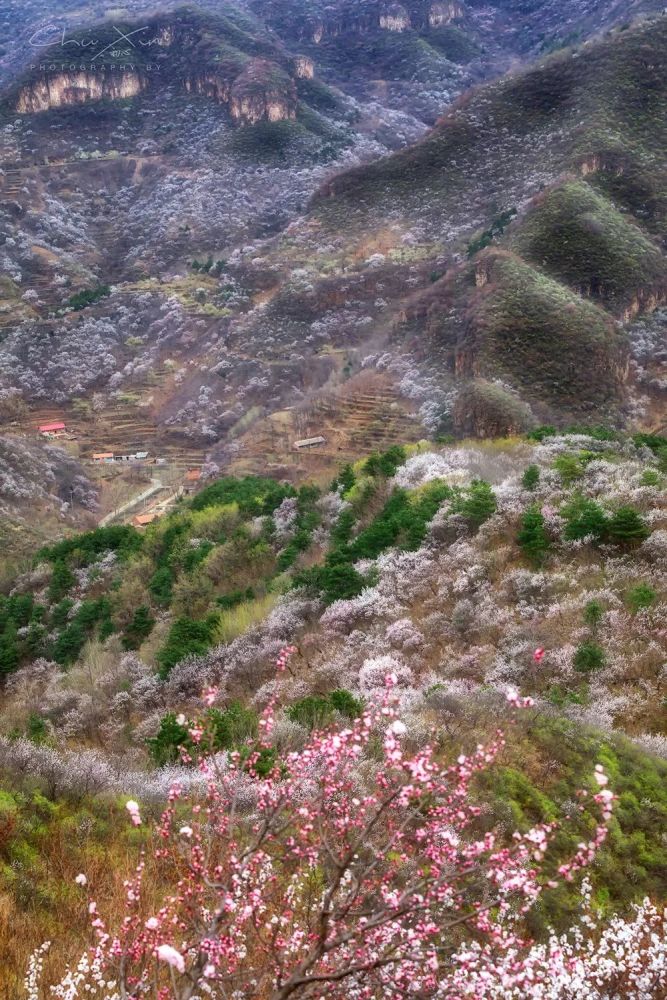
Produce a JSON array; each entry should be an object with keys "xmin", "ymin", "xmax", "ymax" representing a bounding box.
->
[{"xmin": 0, "ymin": 2, "xmax": 665, "ymax": 550}]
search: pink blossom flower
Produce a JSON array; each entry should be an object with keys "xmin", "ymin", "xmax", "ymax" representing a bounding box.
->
[
  {"xmin": 202, "ymin": 686, "xmax": 218, "ymax": 707},
  {"xmin": 43, "ymin": 664, "xmax": 622, "ymax": 1000},
  {"xmin": 156, "ymin": 944, "xmax": 185, "ymax": 973},
  {"xmin": 125, "ymin": 800, "xmax": 141, "ymax": 826}
]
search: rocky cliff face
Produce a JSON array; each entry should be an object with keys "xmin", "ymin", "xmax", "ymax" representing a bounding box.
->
[
  {"xmin": 15, "ymin": 37, "xmax": 298, "ymax": 126},
  {"xmin": 293, "ymin": 56, "xmax": 315, "ymax": 79},
  {"xmin": 379, "ymin": 5, "xmax": 412, "ymax": 32},
  {"xmin": 285, "ymin": 0, "xmax": 465, "ymax": 43},
  {"xmin": 429, "ymin": 1, "xmax": 465, "ymax": 26},
  {"xmin": 16, "ymin": 70, "xmax": 145, "ymax": 113},
  {"xmin": 185, "ymin": 59, "xmax": 297, "ymax": 124},
  {"xmin": 17, "ymin": 64, "xmax": 296, "ymax": 124},
  {"xmin": 12, "ymin": 11, "xmax": 300, "ymax": 125}
]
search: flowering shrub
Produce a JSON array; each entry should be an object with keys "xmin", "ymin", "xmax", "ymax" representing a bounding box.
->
[{"xmin": 26, "ymin": 651, "xmax": 635, "ymax": 999}]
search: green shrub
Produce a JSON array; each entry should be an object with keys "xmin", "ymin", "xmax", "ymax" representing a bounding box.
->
[
  {"xmin": 208, "ymin": 702, "xmax": 258, "ymax": 749},
  {"xmin": 553, "ymin": 453, "xmax": 585, "ymax": 485},
  {"xmin": 0, "ymin": 594, "xmax": 35, "ymax": 629},
  {"xmin": 182, "ymin": 541, "xmax": 214, "ymax": 573},
  {"xmin": 287, "ymin": 695, "xmax": 333, "ymax": 730},
  {"xmin": 330, "ymin": 509, "xmax": 356, "ymax": 548},
  {"xmin": 75, "ymin": 598, "xmax": 110, "ymax": 631},
  {"xmin": 521, "ymin": 464, "xmax": 540, "ymax": 490},
  {"xmin": 147, "ymin": 713, "xmax": 190, "ymax": 766},
  {"xmin": 633, "ymin": 435, "xmax": 667, "ymax": 472},
  {"xmin": 606, "ymin": 507, "xmax": 649, "ymax": 546},
  {"xmin": 467, "ymin": 207, "xmax": 517, "ymax": 258},
  {"xmin": 157, "ymin": 616, "xmax": 219, "ymax": 677},
  {"xmin": 296, "ymin": 562, "xmax": 368, "ymax": 605},
  {"xmin": 640, "ymin": 469, "xmax": 662, "ymax": 487},
  {"xmin": 547, "ymin": 685, "xmax": 587, "ymax": 708},
  {"xmin": 53, "ymin": 622, "xmax": 86, "ymax": 666},
  {"xmin": 562, "ymin": 497, "xmax": 608, "ymax": 544},
  {"xmin": 148, "ymin": 703, "xmax": 258, "ymax": 765},
  {"xmin": 286, "ymin": 689, "xmax": 364, "ymax": 730},
  {"xmin": 452, "ymin": 479, "xmax": 497, "ymax": 529},
  {"xmin": 627, "ymin": 584, "xmax": 656, "ymax": 614},
  {"xmin": 583, "ymin": 599, "xmax": 604, "ymax": 630},
  {"xmin": 48, "ymin": 561, "xmax": 76, "ymax": 603},
  {"xmin": 50, "ymin": 599, "xmax": 74, "ymax": 630},
  {"xmin": 573, "ymin": 641, "xmax": 606, "ymax": 673},
  {"xmin": 191, "ymin": 476, "xmax": 294, "ymax": 517},
  {"xmin": 216, "ymin": 587, "xmax": 254, "ymax": 610},
  {"xmin": 149, "ymin": 566, "xmax": 173, "ymax": 606},
  {"xmin": 98, "ymin": 617, "xmax": 115, "ymax": 642},
  {"xmin": 526, "ymin": 426, "xmax": 557, "ymax": 442},
  {"xmin": 63, "ymin": 284, "xmax": 110, "ymax": 312},
  {"xmin": 122, "ymin": 606, "xmax": 155, "ymax": 650},
  {"xmin": 0, "ymin": 624, "xmax": 19, "ymax": 675},
  {"xmin": 275, "ymin": 485, "xmax": 321, "ymax": 572},
  {"xmin": 330, "ymin": 689, "xmax": 364, "ymax": 719},
  {"xmin": 334, "ymin": 464, "xmax": 355, "ymax": 494},
  {"xmin": 363, "ymin": 446, "xmax": 407, "ymax": 479},
  {"xmin": 41, "ymin": 525, "xmax": 142, "ymax": 567},
  {"xmin": 518, "ymin": 504, "xmax": 551, "ymax": 566},
  {"xmin": 26, "ymin": 714, "xmax": 49, "ymax": 744}
]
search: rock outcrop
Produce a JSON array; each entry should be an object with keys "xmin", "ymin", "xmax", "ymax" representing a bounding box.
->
[
  {"xmin": 185, "ymin": 59, "xmax": 297, "ymax": 124},
  {"xmin": 16, "ymin": 70, "xmax": 145, "ymax": 113},
  {"xmin": 429, "ymin": 2, "xmax": 464, "ymax": 27},
  {"xmin": 230, "ymin": 60, "xmax": 297, "ymax": 123},
  {"xmin": 379, "ymin": 4, "xmax": 412, "ymax": 31},
  {"xmin": 293, "ymin": 56, "xmax": 315, "ymax": 79},
  {"xmin": 13, "ymin": 12, "xmax": 299, "ymax": 126},
  {"xmin": 292, "ymin": 0, "xmax": 465, "ymax": 43}
]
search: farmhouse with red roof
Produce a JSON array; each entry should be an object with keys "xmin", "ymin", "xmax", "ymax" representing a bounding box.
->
[{"xmin": 38, "ymin": 421, "xmax": 66, "ymax": 438}]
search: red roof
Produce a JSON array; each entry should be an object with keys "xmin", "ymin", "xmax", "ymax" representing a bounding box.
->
[
  {"xmin": 134, "ymin": 513, "xmax": 158, "ymax": 526},
  {"xmin": 39, "ymin": 421, "xmax": 66, "ymax": 432},
  {"xmin": 185, "ymin": 469, "xmax": 201, "ymax": 481}
]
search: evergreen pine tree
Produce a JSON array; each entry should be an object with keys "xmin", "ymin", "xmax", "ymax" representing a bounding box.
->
[
  {"xmin": 573, "ymin": 641, "xmax": 606, "ymax": 673},
  {"xmin": 606, "ymin": 506, "xmax": 649, "ymax": 546},
  {"xmin": 0, "ymin": 622, "xmax": 19, "ymax": 675},
  {"xmin": 48, "ymin": 560, "xmax": 76, "ymax": 603},
  {"xmin": 563, "ymin": 497, "xmax": 608, "ymax": 543},
  {"xmin": 122, "ymin": 605, "xmax": 155, "ymax": 650},
  {"xmin": 521, "ymin": 464, "xmax": 540, "ymax": 491},
  {"xmin": 517, "ymin": 504, "xmax": 551, "ymax": 566},
  {"xmin": 456, "ymin": 480, "xmax": 497, "ymax": 529}
]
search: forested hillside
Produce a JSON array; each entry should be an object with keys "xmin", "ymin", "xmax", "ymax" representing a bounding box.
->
[{"xmin": 2, "ymin": 428, "xmax": 667, "ymax": 991}]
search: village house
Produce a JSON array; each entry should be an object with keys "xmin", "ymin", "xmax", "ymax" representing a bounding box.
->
[
  {"xmin": 38, "ymin": 421, "xmax": 67, "ymax": 438},
  {"xmin": 183, "ymin": 468, "xmax": 202, "ymax": 494},
  {"xmin": 133, "ymin": 512, "xmax": 159, "ymax": 528},
  {"xmin": 91, "ymin": 451, "xmax": 150, "ymax": 464},
  {"xmin": 293, "ymin": 435, "xmax": 326, "ymax": 450}
]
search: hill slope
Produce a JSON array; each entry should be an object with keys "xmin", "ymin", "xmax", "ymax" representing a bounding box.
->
[
  {"xmin": 0, "ymin": 429, "xmax": 666, "ymax": 989},
  {"xmin": 0, "ymin": 10, "xmax": 665, "ymax": 549}
]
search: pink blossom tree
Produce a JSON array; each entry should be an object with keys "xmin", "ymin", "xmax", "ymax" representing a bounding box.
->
[{"xmin": 31, "ymin": 652, "xmax": 627, "ymax": 999}]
